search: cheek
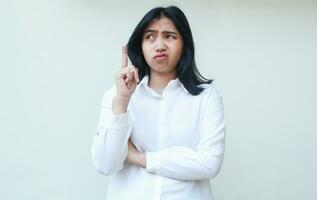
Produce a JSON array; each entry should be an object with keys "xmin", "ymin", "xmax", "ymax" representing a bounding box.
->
[
  {"xmin": 142, "ymin": 44, "xmax": 150, "ymax": 60},
  {"xmin": 172, "ymin": 44, "xmax": 183, "ymax": 60}
]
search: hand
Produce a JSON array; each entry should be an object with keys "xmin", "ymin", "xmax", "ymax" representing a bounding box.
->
[
  {"xmin": 115, "ymin": 46, "xmax": 140, "ymax": 99},
  {"xmin": 112, "ymin": 46, "xmax": 140, "ymax": 114},
  {"xmin": 126, "ymin": 138, "xmax": 146, "ymax": 168}
]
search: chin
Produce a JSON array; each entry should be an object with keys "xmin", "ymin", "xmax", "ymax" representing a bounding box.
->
[
  {"xmin": 149, "ymin": 62, "xmax": 176, "ymax": 72},
  {"xmin": 151, "ymin": 68, "xmax": 176, "ymax": 75}
]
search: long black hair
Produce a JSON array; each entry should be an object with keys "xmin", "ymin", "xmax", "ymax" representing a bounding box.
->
[{"xmin": 127, "ymin": 6, "xmax": 213, "ymax": 95}]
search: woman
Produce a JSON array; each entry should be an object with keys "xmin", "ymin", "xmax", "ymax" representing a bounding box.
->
[{"xmin": 91, "ymin": 6, "xmax": 225, "ymax": 200}]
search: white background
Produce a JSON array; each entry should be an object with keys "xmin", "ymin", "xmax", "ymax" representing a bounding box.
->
[{"xmin": 1, "ymin": 0, "xmax": 316, "ymax": 199}]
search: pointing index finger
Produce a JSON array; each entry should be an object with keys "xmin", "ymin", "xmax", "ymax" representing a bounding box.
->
[{"xmin": 121, "ymin": 46, "xmax": 128, "ymax": 68}]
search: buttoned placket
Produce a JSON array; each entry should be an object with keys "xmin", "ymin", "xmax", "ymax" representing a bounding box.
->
[
  {"xmin": 143, "ymin": 79, "xmax": 178, "ymax": 200},
  {"xmin": 153, "ymin": 93, "xmax": 168, "ymax": 200}
]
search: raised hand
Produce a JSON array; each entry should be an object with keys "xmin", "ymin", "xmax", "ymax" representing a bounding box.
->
[
  {"xmin": 112, "ymin": 46, "xmax": 140, "ymax": 114},
  {"xmin": 115, "ymin": 46, "xmax": 140, "ymax": 99}
]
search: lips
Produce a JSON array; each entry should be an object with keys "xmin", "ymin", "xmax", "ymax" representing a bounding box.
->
[{"xmin": 154, "ymin": 53, "xmax": 168, "ymax": 59}]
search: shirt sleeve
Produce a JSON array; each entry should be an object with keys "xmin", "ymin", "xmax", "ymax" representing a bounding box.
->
[
  {"xmin": 91, "ymin": 86, "xmax": 132, "ymax": 175},
  {"xmin": 145, "ymin": 85, "xmax": 225, "ymax": 181}
]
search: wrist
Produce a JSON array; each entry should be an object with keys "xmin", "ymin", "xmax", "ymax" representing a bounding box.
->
[
  {"xmin": 112, "ymin": 95, "xmax": 130, "ymax": 114},
  {"xmin": 114, "ymin": 94, "xmax": 131, "ymax": 102}
]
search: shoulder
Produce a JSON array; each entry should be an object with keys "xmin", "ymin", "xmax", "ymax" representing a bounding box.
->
[
  {"xmin": 199, "ymin": 81, "xmax": 223, "ymax": 100},
  {"xmin": 199, "ymin": 81, "xmax": 225, "ymax": 118}
]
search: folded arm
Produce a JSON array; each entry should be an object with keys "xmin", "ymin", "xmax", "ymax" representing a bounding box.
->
[
  {"xmin": 145, "ymin": 87, "xmax": 225, "ymax": 181},
  {"xmin": 91, "ymin": 87, "xmax": 132, "ymax": 175}
]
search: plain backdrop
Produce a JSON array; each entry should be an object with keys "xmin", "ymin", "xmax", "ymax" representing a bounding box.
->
[{"xmin": 0, "ymin": 0, "xmax": 316, "ymax": 199}]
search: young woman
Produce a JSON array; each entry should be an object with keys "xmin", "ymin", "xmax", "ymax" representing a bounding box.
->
[{"xmin": 91, "ymin": 6, "xmax": 225, "ymax": 200}]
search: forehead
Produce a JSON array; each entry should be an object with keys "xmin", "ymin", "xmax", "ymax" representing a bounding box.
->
[{"xmin": 144, "ymin": 16, "xmax": 178, "ymax": 32}]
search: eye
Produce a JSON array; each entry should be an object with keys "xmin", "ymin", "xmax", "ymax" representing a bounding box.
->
[
  {"xmin": 167, "ymin": 34, "xmax": 176, "ymax": 39},
  {"xmin": 145, "ymin": 34, "xmax": 154, "ymax": 40}
]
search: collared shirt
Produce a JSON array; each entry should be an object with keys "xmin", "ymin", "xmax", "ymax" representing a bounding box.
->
[{"xmin": 91, "ymin": 75, "xmax": 225, "ymax": 200}]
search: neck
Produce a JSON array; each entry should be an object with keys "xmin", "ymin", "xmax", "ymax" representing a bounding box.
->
[{"xmin": 148, "ymin": 71, "xmax": 177, "ymax": 95}]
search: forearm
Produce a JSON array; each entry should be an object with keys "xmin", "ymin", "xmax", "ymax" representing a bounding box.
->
[
  {"xmin": 92, "ymin": 112, "xmax": 132, "ymax": 175},
  {"xmin": 145, "ymin": 145, "xmax": 224, "ymax": 181},
  {"xmin": 126, "ymin": 139, "xmax": 146, "ymax": 168},
  {"xmin": 128, "ymin": 144, "xmax": 223, "ymax": 179}
]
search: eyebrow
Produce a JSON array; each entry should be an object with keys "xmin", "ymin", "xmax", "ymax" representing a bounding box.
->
[{"xmin": 144, "ymin": 29, "xmax": 178, "ymax": 35}]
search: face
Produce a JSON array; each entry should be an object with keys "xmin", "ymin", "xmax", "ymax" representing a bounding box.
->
[{"xmin": 141, "ymin": 16, "xmax": 183, "ymax": 77}]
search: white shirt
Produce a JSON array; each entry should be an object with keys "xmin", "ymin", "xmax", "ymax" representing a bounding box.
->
[{"xmin": 91, "ymin": 75, "xmax": 225, "ymax": 200}]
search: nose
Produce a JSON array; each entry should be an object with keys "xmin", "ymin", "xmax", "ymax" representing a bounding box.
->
[{"xmin": 155, "ymin": 37, "xmax": 167, "ymax": 52}]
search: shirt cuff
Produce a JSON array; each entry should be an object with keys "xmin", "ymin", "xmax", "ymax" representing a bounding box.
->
[
  {"xmin": 108, "ymin": 112, "xmax": 131, "ymax": 130},
  {"xmin": 145, "ymin": 152, "xmax": 161, "ymax": 173}
]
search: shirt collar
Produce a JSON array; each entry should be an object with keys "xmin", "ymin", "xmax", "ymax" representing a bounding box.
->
[{"xmin": 138, "ymin": 74, "xmax": 189, "ymax": 94}]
